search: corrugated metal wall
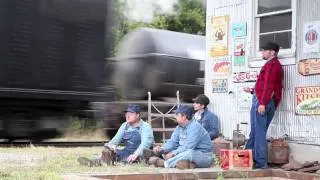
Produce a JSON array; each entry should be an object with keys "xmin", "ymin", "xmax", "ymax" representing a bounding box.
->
[{"xmin": 206, "ymin": 0, "xmax": 320, "ymax": 145}]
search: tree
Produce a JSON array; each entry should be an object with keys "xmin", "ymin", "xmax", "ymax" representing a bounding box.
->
[
  {"xmin": 152, "ymin": 0, "xmax": 206, "ymax": 35},
  {"xmin": 111, "ymin": 0, "xmax": 206, "ymax": 55}
]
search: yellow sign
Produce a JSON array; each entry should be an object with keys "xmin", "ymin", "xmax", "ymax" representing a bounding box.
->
[{"xmin": 210, "ymin": 15, "xmax": 229, "ymax": 57}]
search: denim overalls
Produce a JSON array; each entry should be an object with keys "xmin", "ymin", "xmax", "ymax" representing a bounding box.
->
[{"xmin": 116, "ymin": 124, "xmax": 141, "ymax": 163}]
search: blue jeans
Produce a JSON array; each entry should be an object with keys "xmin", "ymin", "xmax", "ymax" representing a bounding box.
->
[
  {"xmin": 164, "ymin": 149, "xmax": 213, "ymax": 168},
  {"xmin": 245, "ymin": 95, "xmax": 275, "ymax": 168}
]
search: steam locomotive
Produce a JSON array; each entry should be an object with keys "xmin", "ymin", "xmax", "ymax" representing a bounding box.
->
[{"xmin": 0, "ymin": 0, "xmax": 205, "ymax": 140}]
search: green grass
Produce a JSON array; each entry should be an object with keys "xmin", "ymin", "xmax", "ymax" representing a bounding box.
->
[{"xmin": 0, "ymin": 147, "xmax": 158, "ymax": 180}]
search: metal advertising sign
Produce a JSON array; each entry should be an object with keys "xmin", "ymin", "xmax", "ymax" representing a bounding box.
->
[
  {"xmin": 232, "ymin": 71, "xmax": 258, "ymax": 83},
  {"xmin": 210, "ymin": 15, "xmax": 229, "ymax": 57},
  {"xmin": 212, "ymin": 79, "xmax": 228, "ymax": 93},
  {"xmin": 303, "ymin": 21, "xmax": 320, "ymax": 53},
  {"xmin": 298, "ymin": 58, "xmax": 320, "ymax": 76},
  {"xmin": 295, "ymin": 86, "xmax": 320, "ymax": 115},
  {"xmin": 212, "ymin": 56, "xmax": 231, "ymax": 76}
]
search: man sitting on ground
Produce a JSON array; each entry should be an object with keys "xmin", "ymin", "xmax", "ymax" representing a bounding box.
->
[
  {"xmin": 78, "ymin": 104, "xmax": 154, "ymax": 166},
  {"xmin": 147, "ymin": 105, "xmax": 213, "ymax": 169},
  {"xmin": 192, "ymin": 94, "xmax": 220, "ymax": 140}
]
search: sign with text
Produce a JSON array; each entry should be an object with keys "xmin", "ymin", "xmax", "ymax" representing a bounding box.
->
[
  {"xmin": 295, "ymin": 86, "xmax": 320, "ymax": 115},
  {"xmin": 231, "ymin": 22, "xmax": 247, "ymax": 37},
  {"xmin": 298, "ymin": 58, "xmax": 320, "ymax": 76},
  {"xmin": 232, "ymin": 71, "xmax": 258, "ymax": 83},
  {"xmin": 213, "ymin": 56, "xmax": 231, "ymax": 75},
  {"xmin": 212, "ymin": 79, "xmax": 228, "ymax": 93},
  {"xmin": 303, "ymin": 21, "xmax": 320, "ymax": 53},
  {"xmin": 210, "ymin": 15, "xmax": 229, "ymax": 57}
]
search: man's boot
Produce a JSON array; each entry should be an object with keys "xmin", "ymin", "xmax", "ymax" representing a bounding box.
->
[
  {"xmin": 101, "ymin": 147, "xmax": 116, "ymax": 165},
  {"xmin": 176, "ymin": 160, "xmax": 196, "ymax": 169},
  {"xmin": 148, "ymin": 156, "xmax": 165, "ymax": 167}
]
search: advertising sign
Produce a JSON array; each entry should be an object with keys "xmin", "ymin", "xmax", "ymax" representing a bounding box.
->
[
  {"xmin": 295, "ymin": 86, "xmax": 320, "ymax": 115},
  {"xmin": 210, "ymin": 15, "xmax": 229, "ymax": 57},
  {"xmin": 212, "ymin": 79, "xmax": 228, "ymax": 93},
  {"xmin": 212, "ymin": 56, "xmax": 231, "ymax": 76},
  {"xmin": 298, "ymin": 58, "xmax": 320, "ymax": 76},
  {"xmin": 303, "ymin": 21, "xmax": 320, "ymax": 53},
  {"xmin": 231, "ymin": 22, "xmax": 247, "ymax": 37},
  {"xmin": 232, "ymin": 71, "xmax": 258, "ymax": 83}
]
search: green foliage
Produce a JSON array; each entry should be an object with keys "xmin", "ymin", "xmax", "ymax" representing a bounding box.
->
[{"xmin": 111, "ymin": 0, "xmax": 205, "ymax": 56}]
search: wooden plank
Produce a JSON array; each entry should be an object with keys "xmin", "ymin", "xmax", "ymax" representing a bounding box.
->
[{"xmin": 152, "ymin": 128, "xmax": 175, "ymax": 132}]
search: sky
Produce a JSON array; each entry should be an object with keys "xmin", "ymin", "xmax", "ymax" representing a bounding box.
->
[{"xmin": 126, "ymin": 0, "xmax": 177, "ymax": 22}]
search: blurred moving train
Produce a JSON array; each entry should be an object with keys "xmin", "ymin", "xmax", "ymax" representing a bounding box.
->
[
  {"xmin": 0, "ymin": 0, "xmax": 205, "ymax": 140},
  {"xmin": 113, "ymin": 28, "xmax": 205, "ymax": 102}
]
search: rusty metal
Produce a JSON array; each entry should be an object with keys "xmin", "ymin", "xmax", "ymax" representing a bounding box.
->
[
  {"xmin": 232, "ymin": 124, "xmax": 246, "ymax": 149},
  {"xmin": 270, "ymin": 138, "xmax": 289, "ymax": 164},
  {"xmin": 212, "ymin": 137, "xmax": 230, "ymax": 157}
]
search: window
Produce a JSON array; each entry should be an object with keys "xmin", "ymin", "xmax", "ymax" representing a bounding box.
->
[{"xmin": 253, "ymin": 0, "xmax": 296, "ymax": 63}]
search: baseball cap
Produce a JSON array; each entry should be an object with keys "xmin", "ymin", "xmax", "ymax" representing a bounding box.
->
[
  {"xmin": 174, "ymin": 105, "xmax": 194, "ymax": 118},
  {"xmin": 261, "ymin": 42, "xmax": 280, "ymax": 53},
  {"xmin": 192, "ymin": 94, "xmax": 210, "ymax": 106},
  {"xmin": 124, "ymin": 104, "xmax": 140, "ymax": 113}
]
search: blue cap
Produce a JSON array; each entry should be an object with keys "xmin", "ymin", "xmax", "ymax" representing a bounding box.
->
[
  {"xmin": 174, "ymin": 105, "xmax": 194, "ymax": 118},
  {"xmin": 124, "ymin": 104, "xmax": 141, "ymax": 113}
]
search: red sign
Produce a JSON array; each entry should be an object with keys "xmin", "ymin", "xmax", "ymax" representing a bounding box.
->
[
  {"xmin": 220, "ymin": 149, "xmax": 253, "ymax": 170},
  {"xmin": 232, "ymin": 71, "xmax": 258, "ymax": 83}
]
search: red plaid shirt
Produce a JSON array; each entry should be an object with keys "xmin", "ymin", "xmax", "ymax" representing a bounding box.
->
[{"xmin": 254, "ymin": 57, "xmax": 284, "ymax": 108}]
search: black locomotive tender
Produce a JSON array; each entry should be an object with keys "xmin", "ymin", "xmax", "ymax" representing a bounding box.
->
[{"xmin": 0, "ymin": 0, "xmax": 205, "ymax": 140}]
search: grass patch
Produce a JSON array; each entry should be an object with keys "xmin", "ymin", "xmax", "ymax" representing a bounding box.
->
[{"xmin": 0, "ymin": 147, "xmax": 158, "ymax": 180}]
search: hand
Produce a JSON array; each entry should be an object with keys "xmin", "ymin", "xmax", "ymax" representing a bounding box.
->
[
  {"xmin": 165, "ymin": 152, "xmax": 174, "ymax": 160},
  {"xmin": 127, "ymin": 154, "xmax": 139, "ymax": 163},
  {"xmin": 258, "ymin": 105, "xmax": 266, "ymax": 115},
  {"xmin": 153, "ymin": 146, "xmax": 163, "ymax": 153},
  {"xmin": 243, "ymin": 87, "xmax": 252, "ymax": 94}
]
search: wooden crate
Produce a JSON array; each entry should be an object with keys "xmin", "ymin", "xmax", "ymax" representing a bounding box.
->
[{"xmin": 220, "ymin": 149, "xmax": 253, "ymax": 170}]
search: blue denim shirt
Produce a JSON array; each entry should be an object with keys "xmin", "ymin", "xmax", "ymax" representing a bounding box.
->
[
  {"xmin": 192, "ymin": 108, "xmax": 220, "ymax": 140},
  {"xmin": 105, "ymin": 120, "xmax": 154, "ymax": 156},
  {"xmin": 163, "ymin": 120, "xmax": 212, "ymax": 155}
]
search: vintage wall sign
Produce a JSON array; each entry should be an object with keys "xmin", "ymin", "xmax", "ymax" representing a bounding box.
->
[
  {"xmin": 232, "ymin": 71, "xmax": 258, "ymax": 83},
  {"xmin": 295, "ymin": 86, "xmax": 320, "ymax": 115},
  {"xmin": 213, "ymin": 56, "xmax": 231, "ymax": 76},
  {"xmin": 298, "ymin": 58, "xmax": 320, "ymax": 76},
  {"xmin": 210, "ymin": 15, "xmax": 229, "ymax": 57},
  {"xmin": 303, "ymin": 21, "xmax": 320, "ymax": 53},
  {"xmin": 231, "ymin": 22, "xmax": 247, "ymax": 37},
  {"xmin": 212, "ymin": 79, "xmax": 228, "ymax": 93},
  {"xmin": 237, "ymin": 85, "xmax": 254, "ymax": 112}
]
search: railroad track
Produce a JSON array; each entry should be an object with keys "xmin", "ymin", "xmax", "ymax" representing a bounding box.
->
[{"xmin": 0, "ymin": 140, "xmax": 106, "ymax": 147}]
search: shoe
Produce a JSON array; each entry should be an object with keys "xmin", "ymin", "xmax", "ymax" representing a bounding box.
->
[
  {"xmin": 176, "ymin": 160, "xmax": 196, "ymax": 169},
  {"xmin": 253, "ymin": 163, "xmax": 268, "ymax": 169},
  {"xmin": 148, "ymin": 156, "xmax": 165, "ymax": 167},
  {"xmin": 77, "ymin": 157, "xmax": 101, "ymax": 167},
  {"xmin": 142, "ymin": 148, "xmax": 154, "ymax": 160},
  {"xmin": 101, "ymin": 148, "xmax": 116, "ymax": 165}
]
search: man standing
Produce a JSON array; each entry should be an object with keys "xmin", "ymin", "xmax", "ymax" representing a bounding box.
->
[
  {"xmin": 244, "ymin": 42, "xmax": 284, "ymax": 169},
  {"xmin": 150, "ymin": 105, "xmax": 213, "ymax": 169},
  {"xmin": 192, "ymin": 94, "xmax": 220, "ymax": 140},
  {"xmin": 78, "ymin": 104, "xmax": 154, "ymax": 166}
]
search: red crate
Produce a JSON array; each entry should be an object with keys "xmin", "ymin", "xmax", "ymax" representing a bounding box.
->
[{"xmin": 220, "ymin": 149, "xmax": 253, "ymax": 170}]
